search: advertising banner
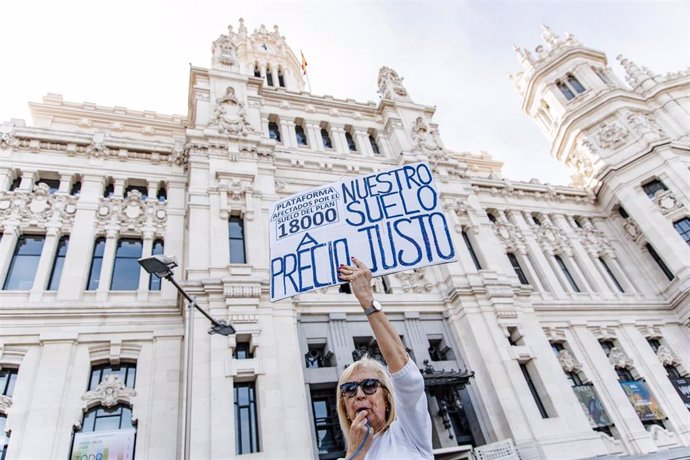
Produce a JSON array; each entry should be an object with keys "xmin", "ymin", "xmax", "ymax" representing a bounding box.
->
[
  {"xmin": 71, "ymin": 429, "xmax": 135, "ymax": 460},
  {"xmin": 620, "ymin": 381, "xmax": 665, "ymax": 421},
  {"xmin": 269, "ymin": 161, "xmax": 456, "ymax": 301},
  {"xmin": 669, "ymin": 377, "xmax": 690, "ymax": 410},
  {"xmin": 572, "ymin": 385, "xmax": 612, "ymax": 428}
]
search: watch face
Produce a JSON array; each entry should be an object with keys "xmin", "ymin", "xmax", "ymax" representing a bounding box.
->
[{"xmin": 372, "ymin": 300, "xmax": 382, "ymax": 311}]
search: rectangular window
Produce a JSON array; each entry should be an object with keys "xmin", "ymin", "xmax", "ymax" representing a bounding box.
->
[
  {"xmin": 554, "ymin": 255, "xmax": 580, "ymax": 292},
  {"xmin": 47, "ymin": 236, "xmax": 69, "ymax": 290},
  {"xmin": 310, "ymin": 386, "xmax": 345, "ymax": 458},
  {"xmin": 462, "ymin": 230, "xmax": 482, "ymax": 270},
  {"xmin": 268, "ymin": 121, "xmax": 281, "ymax": 142},
  {"xmin": 673, "ymin": 218, "xmax": 690, "ymax": 246},
  {"xmin": 599, "ymin": 257, "xmax": 624, "ymax": 293},
  {"xmin": 36, "ymin": 178, "xmax": 60, "ymax": 194},
  {"xmin": 111, "ymin": 238, "xmax": 143, "ymax": 290},
  {"xmin": 642, "ymin": 179, "xmax": 667, "ymax": 198},
  {"xmin": 0, "ymin": 368, "xmax": 18, "ymax": 397},
  {"xmin": 125, "ymin": 184, "xmax": 148, "ymax": 200},
  {"xmin": 229, "ymin": 217, "xmax": 246, "ymax": 264},
  {"xmin": 645, "ymin": 243, "xmax": 674, "ymax": 281},
  {"xmin": 507, "ymin": 252, "xmax": 529, "ymax": 285},
  {"xmin": 520, "ymin": 363, "xmax": 550, "ymax": 418},
  {"xmin": 295, "ymin": 124, "xmax": 308, "ymax": 146},
  {"xmin": 321, "ymin": 128, "xmax": 333, "ymax": 149},
  {"xmin": 3, "ymin": 235, "xmax": 45, "ymax": 290},
  {"xmin": 234, "ymin": 382, "xmax": 260, "ymax": 454},
  {"xmin": 234, "ymin": 342, "xmax": 253, "ymax": 360},
  {"xmin": 86, "ymin": 238, "xmax": 106, "ymax": 290},
  {"xmin": 149, "ymin": 239, "xmax": 164, "ymax": 291},
  {"xmin": 89, "ymin": 363, "xmax": 137, "ymax": 390}
]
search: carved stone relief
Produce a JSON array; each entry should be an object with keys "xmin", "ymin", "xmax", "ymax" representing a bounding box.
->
[
  {"xmin": 656, "ymin": 345, "xmax": 680, "ymax": 367},
  {"xmin": 608, "ymin": 346, "xmax": 634, "ymax": 369},
  {"xmin": 532, "ymin": 222, "xmax": 571, "ymax": 255},
  {"xmin": 625, "ymin": 110, "xmax": 666, "ymax": 140},
  {"xmin": 0, "ymin": 395, "xmax": 11, "ymax": 414},
  {"xmin": 95, "ymin": 190, "xmax": 167, "ymax": 234},
  {"xmin": 0, "ymin": 183, "xmax": 78, "ymax": 229},
  {"xmin": 82, "ymin": 374, "xmax": 136, "ymax": 409},
  {"xmin": 595, "ymin": 122, "xmax": 629, "ymax": 150},
  {"xmin": 377, "ymin": 66, "xmax": 410, "ymax": 101},
  {"xmin": 212, "ymin": 27, "xmax": 238, "ymax": 68},
  {"xmin": 558, "ymin": 350, "xmax": 583, "ymax": 373},
  {"xmin": 492, "ymin": 218, "xmax": 526, "ymax": 254},
  {"xmin": 654, "ymin": 190, "xmax": 684, "ymax": 215},
  {"xmin": 410, "ymin": 117, "xmax": 446, "ymax": 160},
  {"xmin": 395, "ymin": 267, "xmax": 432, "ymax": 293},
  {"xmin": 211, "ymin": 87, "xmax": 254, "ymax": 136}
]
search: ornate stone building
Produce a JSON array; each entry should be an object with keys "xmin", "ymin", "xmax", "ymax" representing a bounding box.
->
[{"xmin": 1, "ymin": 20, "xmax": 690, "ymax": 459}]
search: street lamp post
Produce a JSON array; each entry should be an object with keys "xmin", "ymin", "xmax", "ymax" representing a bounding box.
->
[{"xmin": 138, "ymin": 254, "xmax": 235, "ymax": 460}]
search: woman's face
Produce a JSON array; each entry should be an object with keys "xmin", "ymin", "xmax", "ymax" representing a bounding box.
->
[{"xmin": 342, "ymin": 367, "xmax": 388, "ymax": 432}]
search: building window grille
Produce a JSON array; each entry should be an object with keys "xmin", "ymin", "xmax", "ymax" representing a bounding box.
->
[
  {"xmin": 234, "ymin": 382, "xmax": 260, "ymax": 454},
  {"xmin": 567, "ymin": 74, "xmax": 586, "ymax": 93},
  {"xmin": 229, "ymin": 217, "xmax": 246, "ymax": 264},
  {"xmin": 268, "ymin": 121, "xmax": 281, "ymax": 142},
  {"xmin": 642, "ymin": 179, "xmax": 667, "ymax": 198},
  {"xmin": 462, "ymin": 230, "xmax": 482, "ymax": 270},
  {"xmin": 295, "ymin": 124, "xmax": 308, "ymax": 146},
  {"xmin": 369, "ymin": 135, "xmax": 380, "ymax": 154},
  {"xmin": 556, "ymin": 81, "xmax": 575, "ymax": 100},
  {"xmin": 111, "ymin": 238, "xmax": 143, "ymax": 290},
  {"xmin": 321, "ymin": 129, "xmax": 333, "ymax": 149},
  {"xmin": 599, "ymin": 257, "xmax": 624, "ymax": 293},
  {"xmin": 310, "ymin": 387, "xmax": 345, "ymax": 459},
  {"xmin": 507, "ymin": 252, "xmax": 529, "ymax": 285},
  {"xmin": 3, "ymin": 235, "xmax": 45, "ymax": 290},
  {"xmin": 645, "ymin": 243, "xmax": 674, "ymax": 281},
  {"xmin": 554, "ymin": 255, "xmax": 580, "ymax": 292},
  {"xmin": 278, "ymin": 69, "xmax": 285, "ymax": 87},
  {"xmin": 36, "ymin": 178, "xmax": 60, "ymax": 194},
  {"xmin": 674, "ymin": 218, "xmax": 690, "ymax": 246},
  {"xmin": 149, "ymin": 239, "xmax": 164, "ymax": 291},
  {"xmin": 234, "ymin": 341, "xmax": 253, "ymax": 360},
  {"xmin": 0, "ymin": 369, "xmax": 18, "ymax": 397},
  {"xmin": 266, "ymin": 68, "xmax": 274, "ymax": 86},
  {"xmin": 86, "ymin": 238, "xmax": 106, "ymax": 290},
  {"xmin": 47, "ymin": 236, "xmax": 69, "ymax": 291},
  {"xmin": 520, "ymin": 363, "xmax": 549, "ymax": 418},
  {"xmin": 70, "ymin": 180, "xmax": 82, "ymax": 196},
  {"xmin": 125, "ymin": 184, "xmax": 148, "ymax": 200},
  {"xmin": 345, "ymin": 131, "xmax": 357, "ymax": 152}
]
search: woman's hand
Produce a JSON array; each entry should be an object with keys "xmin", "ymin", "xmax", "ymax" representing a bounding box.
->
[
  {"xmin": 338, "ymin": 256, "xmax": 374, "ymax": 309},
  {"xmin": 346, "ymin": 410, "xmax": 373, "ymax": 459}
]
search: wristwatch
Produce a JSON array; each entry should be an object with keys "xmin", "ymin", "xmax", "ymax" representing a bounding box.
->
[{"xmin": 363, "ymin": 298, "xmax": 382, "ymax": 316}]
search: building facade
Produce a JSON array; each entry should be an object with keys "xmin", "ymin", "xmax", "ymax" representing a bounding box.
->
[{"xmin": 1, "ymin": 20, "xmax": 690, "ymax": 459}]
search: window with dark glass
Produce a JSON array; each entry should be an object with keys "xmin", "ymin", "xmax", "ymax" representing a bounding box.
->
[
  {"xmin": 86, "ymin": 238, "xmax": 106, "ymax": 290},
  {"xmin": 229, "ymin": 217, "xmax": 246, "ymax": 264},
  {"xmin": 156, "ymin": 184, "xmax": 167, "ymax": 202},
  {"xmin": 647, "ymin": 339, "xmax": 661, "ymax": 353},
  {"xmin": 9, "ymin": 176, "xmax": 21, "ymax": 191},
  {"xmin": 557, "ymin": 81, "xmax": 575, "ymax": 100},
  {"xmin": 645, "ymin": 243, "xmax": 674, "ymax": 281},
  {"xmin": 305, "ymin": 343, "xmax": 333, "ymax": 368},
  {"xmin": 338, "ymin": 283, "xmax": 351, "ymax": 294},
  {"xmin": 507, "ymin": 252, "xmax": 529, "ymax": 285},
  {"xmin": 70, "ymin": 180, "xmax": 82, "ymax": 196},
  {"xmin": 0, "ymin": 414, "xmax": 8, "ymax": 459},
  {"xmin": 234, "ymin": 341, "xmax": 253, "ymax": 360},
  {"xmin": 295, "ymin": 125, "xmax": 308, "ymax": 146},
  {"xmin": 111, "ymin": 238, "xmax": 143, "ymax": 290},
  {"xmin": 599, "ymin": 257, "xmax": 624, "ymax": 293},
  {"xmin": 573, "ymin": 217, "xmax": 583, "ymax": 228},
  {"xmin": 462, "ymin": 230, "xmax": 482, "ymax": 270},
  {"xmin": 618, "ymin": 206, "xmax": 629, "ymax": 218},
  {"xmin": 554, "ymin": 255, "xmax": 580, "ymax": 292},
  {"xmin": 321, "ymin": 129, "xmax": 332, "ymax": 149},
  {"xmin": 103, "ymin": 182, "xmax": 115, "ymax": 198},
  {"xmin": 532, "ymin": 215, "xmax": 541, "ymax": 226},
  {"xmin": 599, "ymin": 340, "xmax": 615, "ymax": 357},
  {"xmin": 90, "ymin": 363, "xmax": 137, "ymax": 390},
  {"xmin": 3, "ymin": 235, "xmax": 45, "ymax": 290},
  {"xmin": 642, "ymin": 179, "xmax": 667, "ymax": 198},
  {"xmin": 266, "ymin": 68, "xmax": 274, "ymax": 86},
  {"xmin": 278, "ymin": 69, "xmax": 285, "ymax": 88},
  {"xmin": 520, "ymin": 363, "xmax": 550, "ymax": 418},
  {"xmin": 235, "ymin": 382, "xmax": 260, "ymax": 454},
  {"xmin": 125, "ymin": 184, "xmax": 148, "ymax": 200},
  {"xmin": 674, "ymin": 218, "xmax": 690, "ymax": 246},
  {"xmin": 428, "ymin": 338, "xmax": 452, "ymax": 361},
  {"xmin": 567, "ymin": 74, "xmax": 585, "ymax": 93},
  {"xmin": 36, "ymin": 178, "xmax": 60, "ymax": 193},
  {"xmin": 615, "ymin": 367, "xmax": 634, "ymax": 382},
  {"xmin": 0, "ymin": 368, "xmax": 18, "ymax": 397},
  {"xmin": 254, "ymin": 64, "xmax": 261, "ymax": 78},
  {"xmin": 149, "ymin": 239, "xmax": 164, "ymax": 291},
  {"xmin": 310, "ymin": 387, "xmax": 345, "ymax": 459},
  {"xmin": 369, "ymin": 135, "xmax": 380, "ymax": 154},
  {"xmin": 47, "ymin": 236, "xmax": 69, "ymax": 290},
  {"xmin": 268, "ymin": 121, "xmax": 281, "ymax": 142},
  {"xmin": 345, "ymin": 131, "xmax": 357, "ymax": 151}
]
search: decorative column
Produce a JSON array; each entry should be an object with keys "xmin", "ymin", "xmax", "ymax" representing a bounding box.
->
[
  {"xmin": 96, "ymin": 229, "xmax": 119, "ymax": 300},
  {"xmin": 29, "ymin": 226, "xmax": 62, "ymax": 300},
  {"xmin": 138, "ymin": 231, "xmax": 155, "ymax": 293},
  {"xmin": 331, "ymin": 125, "xmax": 348, "ymax": 154},
  {"xmin": 147, "ymin": 181, "xmax": 157, "ymax": 201},
  {"xmin": 19, "ymin": 170, "xmax": 36, "ymax": 191},
  {"xmin": 58, "ymin": 174, "xmax": 71, "ymax": 194},
  {"xmin": 0, "ymin": 225, "xmax": 20, "ymax": 284},
  {"xmin": 375, "ymin": 133, "xmax": 390, "ymax": 157},
  {"xmin": 279, "ymin": 120, "xmax": 293, "ymax": 148},
  {"xmin": 305, "ymin": 121, "xmax": 321, "ymax": 152},
  {"xmin": 261, "ymin": 115, "xmax": 270, "ymax": 138},
  {"xmin": 516, "ymin": 211, "xmax": 564, "ymax": 296},
  {"xmin": 353, "ymin": 128, "xmax": 371, "ymax": 156},
  {"xmin": 113, "ymin": 178, "xmax": 125, "ymax": 198}
]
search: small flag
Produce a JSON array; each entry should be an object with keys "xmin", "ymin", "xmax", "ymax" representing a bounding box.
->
[{"xmin": 300, "ymin": 51, "xmax": 308, "ymax": 75}]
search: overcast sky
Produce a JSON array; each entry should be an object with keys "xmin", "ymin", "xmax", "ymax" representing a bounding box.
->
[{"xmin": 1, "ymin": 0, "xmax": 688, "ymax": 184}]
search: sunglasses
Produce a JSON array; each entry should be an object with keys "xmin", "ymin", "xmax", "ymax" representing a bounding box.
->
[{"xmin": 340, "ymin": 378, "xmax": 382, "ymax": 398}]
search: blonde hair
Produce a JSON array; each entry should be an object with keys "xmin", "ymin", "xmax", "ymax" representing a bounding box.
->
[{"xmin": 336, "ymin": 356, "xmax": 397, "ymax": 445}]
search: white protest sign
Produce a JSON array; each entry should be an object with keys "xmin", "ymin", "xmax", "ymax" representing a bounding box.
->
[{"xmin": 269, "ymin": 161, "xmax": 456, "ymax": 301}]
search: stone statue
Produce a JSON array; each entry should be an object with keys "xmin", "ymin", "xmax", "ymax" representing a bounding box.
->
[
  {"xmin": 411, "ymin": 117, "xmax": 446, "ymax": 159},
  {"xmin": 211, "ymin": 87, "xmax": 253, "ymax": 136},
  {"xmin": 377, "ymin": 66, "xmax": 410, "ymax": 101},
  {"xmin": 212, "ymin": 29, "xmax": 237, "ymax": 67}
]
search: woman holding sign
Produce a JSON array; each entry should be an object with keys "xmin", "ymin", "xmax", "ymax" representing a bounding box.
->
[{"xmin": 335, "ymin": 256, "xmax": 433, "ymax": 460}]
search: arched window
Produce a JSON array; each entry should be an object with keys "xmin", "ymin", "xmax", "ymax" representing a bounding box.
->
[
  {"xmin": 3, "ymin": 235, "xmax": 45, "ymax": 290},
  {"xmin": 111, "ymin": 238, "xmax": 143, "ymax": 290},
  {"xmin": 295, "ymin": 124, "xmax": 308, "ymax": 146},
  {"xmin": 48, "ymin": 236, "xmax": 69, "ymax": 291},
  {"xmin": 556, "ymin": 81, "xmax": 575, "ymax": 100},
  {"xmin": 266, "ymin": 65, "xmax": 274, "ymax": 86},
  {"xmin": 253, "ymin": 63, "xmax": 261, "ymax": 78},
  {"xmin": 345, "ymin": 131, "xmax": 357, "ymax": 152},
  {"xmin": 268, "ymin": 121, "xmax": 281, "ymax": 142},
  {"xmin": 86, "ymin": 238, "xmax": 106, "ymax": 290},
  {"xmin": 278, "ymin": 68, "xmax": 285, "ymax": 88},
  {"xmin": 149, "ymin": 239, "xmax": 164, "ymax": 291},
  {"xmin": 321, "ymin": 128, "xmax": 333, "ymax": 149},
  {"xmin": 369, "ymin": 135, "xmax": 380, "ymax": 154},
  {"xmin": 567, "ymin": 74, "xmax": 586, "ymax": 93}
]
